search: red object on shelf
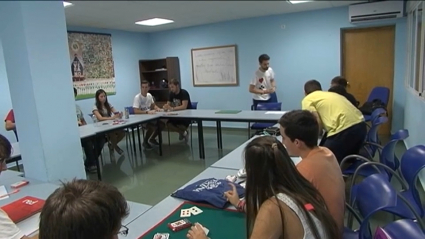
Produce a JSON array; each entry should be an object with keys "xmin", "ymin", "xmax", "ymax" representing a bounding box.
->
[{"xmin": 1, "ymin": 196, "xmax": 45, "ymax": 223}]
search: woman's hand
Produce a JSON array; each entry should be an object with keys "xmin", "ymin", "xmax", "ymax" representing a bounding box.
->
[
  {"xmin": 224, "ymin": 183, "xmax": 240, "ymax": 207},
  {"xmin": 187, "ymin": 223, "xmax": 208, "ymax": 239}
]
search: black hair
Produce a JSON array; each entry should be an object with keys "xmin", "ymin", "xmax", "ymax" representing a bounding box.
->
[
  {"xmin": 304, "ymin": 80, "xmax": 322, "ymax": 95},
  {"xmin": 331, "ymin": 76, "xmax": 348, "ymax": 88},
  {"xmin": 258, "ymin": 54, "xmax": 270, "ymax": 63},
  {"xmin": 279, "ymin": 110, "xmax": 319, "ymax": 148}
]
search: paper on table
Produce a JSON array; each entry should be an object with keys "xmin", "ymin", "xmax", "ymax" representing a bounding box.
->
[
  {"xmin": 265, "ymin": 111, "xmax": 286, "ymax": 114},
  {"xmin": 0, "ymin": 185, "xmax": 9, "ymax": 200},
  {"xmin": 17, "ymin": 212, "xmax": 40, "ymax": 237}
]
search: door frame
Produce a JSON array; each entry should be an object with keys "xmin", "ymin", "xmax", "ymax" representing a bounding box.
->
[{"xmin": 340, "ymin": 24, "xmax": 396, "ymax": 75}]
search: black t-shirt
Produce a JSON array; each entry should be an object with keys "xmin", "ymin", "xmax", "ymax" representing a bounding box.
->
[{"xmin": 169, "ymin": 89, "xmax": 193, "ymax": 109}]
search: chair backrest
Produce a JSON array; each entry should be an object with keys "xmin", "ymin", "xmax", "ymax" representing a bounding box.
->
[
  {"xmin": 125, "ymin": 106, "xmax": 134, "ymax": 114},
  {"xmin": 366, "ymin": 116, "xmax": 388, "ymax": 143},
  {"xmin": 400, "ymin": 145, "xmax": 425, "ymax": 215},
  {"xmin": 191, "ymin": 102, "xmax": 198, "ymax": 109},
  {"xmin": 256, "ymin": 102, "xmax": 282, "ymax": 111},
  {"xmin": 381, "ymin": 219, "xmax": 425, "ymax": 239},
  {"xmin": 367, "ymin": 87, "xmax": 390, "ymax": 105},
  {"xmin": 269, "ymin": 92, "xmax": 278, "ymax": 103},
  {"xmin": 380, "ymin": 129, "xmax": 409, "ymax": 172},
  {"xmin": 370, "ymin": 108, "xmax": 387, "ymax": 125}
]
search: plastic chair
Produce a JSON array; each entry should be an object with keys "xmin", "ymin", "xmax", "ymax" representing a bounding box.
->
[
  {"xmin": 380, "ymin": 219, "xmax": 425, "ymax": 239},
  {"xmin": 248, "ymin": 102, "xmax": 282, "ymax": 137},
  {"xmin": 344, "ymin": 174, "xmax": 425, "ymax": 239},
  {"xmin": 365, "ymin": 107, "xmax": 387, "ymax": 124},
  {"xmin": 362, "ymin": 116, "xmax": 388, "ymax": 158},
  {"xmin": 366, "ymin": 87, "xmax": 390, "ymax": 106},
  {"xmin": 399, "ymin": 145, "xmax": 425, "ymax": 218}
]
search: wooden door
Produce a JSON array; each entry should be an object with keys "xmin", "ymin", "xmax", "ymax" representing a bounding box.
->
[{"xmin": 341, "ymin": 26, "xmax": 395, "ymax": 135}]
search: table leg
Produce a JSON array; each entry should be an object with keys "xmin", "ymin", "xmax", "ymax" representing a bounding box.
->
[
  {"xmin": 157, "ymin": 120, "xmax": 163, "ymax": 156},
  {"xmin": 197, "ymin": 119, "xmax": 205, "ymax": 159},
  {"xmin": 93, "ymin": 136, "xmax": 102, "ymax": 181},
  {"xmin": 137, "ymin": 125, "xmax": 142, "ymax": 152},
  {"xmin": 131, "ymin": 127, "xmax": 137, "ymax": 155},
  {"xmin": 216, "ymin": 121, "xmax": 222, "ymax": 149}
]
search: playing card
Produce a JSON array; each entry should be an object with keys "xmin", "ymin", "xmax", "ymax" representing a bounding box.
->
[
  {"xmin": 202, "ymin": 226, "xmax": 209, "ymax": 235},
  {"xmin": 180, "ymin": 209, "xmax": 191, "ymax": 217},
  {"xmin": 153, "ymin": 233, "xmax": 169, "ymax": 239},
  {"xmin": 190, "ymin": 206, "xmax": 203, "ymax": 215}
]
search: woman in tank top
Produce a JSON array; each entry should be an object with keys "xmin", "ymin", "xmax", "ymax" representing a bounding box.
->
[{"xmin": 187, "ymin": 136, "xmax": 340, "ymax": 239}]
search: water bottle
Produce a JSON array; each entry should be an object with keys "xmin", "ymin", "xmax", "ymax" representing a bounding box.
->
[
  {"xmin": 125, "ymin": 108, "xmax": 129, "ymax": 119},
  {"xmin": 92, "ymin": 114, "xmax": 98, "ymax": 127}
]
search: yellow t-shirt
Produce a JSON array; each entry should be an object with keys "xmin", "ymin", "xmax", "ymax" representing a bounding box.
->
[{"xmin": 302, "ymin": 91, "xmax": 364, "ymax": 137}]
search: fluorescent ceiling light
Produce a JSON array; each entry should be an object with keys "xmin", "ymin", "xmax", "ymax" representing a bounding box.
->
[
  {"xmin": 63, "ymin": 1, "xmax": 73, "ymax": 7},
  {"xmin": 288, "ymin": 0, "xmax": 312, "ymax": 4},
  {"xmin": 135, "ymin": 18, "xmax": 174, "ymax": 26}
]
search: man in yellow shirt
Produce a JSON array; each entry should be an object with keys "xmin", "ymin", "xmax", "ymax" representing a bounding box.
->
[{"xmin": 302, "ymin": 80, "xmax": 366, "ymax": 163}]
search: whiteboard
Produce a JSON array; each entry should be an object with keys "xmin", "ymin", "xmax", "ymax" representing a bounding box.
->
[{"xmin": 191, "ymin": 45, "xmax": 238, "ymax": 86}]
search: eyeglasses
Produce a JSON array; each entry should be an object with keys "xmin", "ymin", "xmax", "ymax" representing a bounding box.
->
[{"xmin": 118, "ymin": 225, "xmax": 129, "ymax": 236}]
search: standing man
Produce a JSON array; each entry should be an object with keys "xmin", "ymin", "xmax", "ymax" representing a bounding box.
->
[
  {"xmin": 4, "ymin": 110, "xmax": 18, "ymax": 141},
  {"xmin": 133, "ymin": 80, "xmax": 165, "ymax": 150},
  {"xmin": 249, "ymin": 54, "xmax": 276, "ymax": 109},
  {"xmin": 163, "ymin": 79, "xmax": 192, "ymax": 143},
  {"xmin": 302, "ymin": 80, "xmax": 367, "ymax": 163}
]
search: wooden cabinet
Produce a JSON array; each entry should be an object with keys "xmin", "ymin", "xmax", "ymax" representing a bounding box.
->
[{"xmin": 138, "ymin": 57, "xmax": 180, "ymax": 105}]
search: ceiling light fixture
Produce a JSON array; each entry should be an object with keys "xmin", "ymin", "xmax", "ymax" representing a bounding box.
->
[
  {"xmin": 63, "ymin": 1, "xmax": 73, "ymax": 7},
  {"xmin": 135, "ymin": 18, "xmax": 174, "ymax": 26},
  {"xmin": 287, "ymin": 0, "xmax": 313, "ymax": 4}
]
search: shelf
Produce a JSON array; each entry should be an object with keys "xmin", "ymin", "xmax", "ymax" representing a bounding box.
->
[{"xmin": 141, "ymin": 70, "xmax": 167, "ymax": 73}]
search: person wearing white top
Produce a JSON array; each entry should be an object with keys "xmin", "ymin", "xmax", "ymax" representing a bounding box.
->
[
  {"xmin": 0, "ymin": 134, "xmax": 35, "ymax": 239},
  {"xmin": 249, "ymin": 54, "xmax": 276, "ymax": 109},
  {"xmin": 133, "ymin": 81, "xmax": 165, "ymax": 150}
]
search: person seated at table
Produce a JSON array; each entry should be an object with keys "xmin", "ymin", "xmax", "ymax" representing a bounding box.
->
[
  {"xmin": 302, "ymin": 80, "xmax": 366, "ymax": 163},
  {"xmin": 279, "ymin": 110, "xmax": 345, "ymax": 235},
  {"xmin": 329, "ymin": 76, "xmax": 359, "ymax": 107},
  {"xmin": 187, "ymin": 136, "xmax": 339, "ymax": 239},
  {"xmin": 92, "ymin": 89, "xmax": 125, "ymax": 160},
  {"xmin": 38, "ymin": 179, "xmax": 129, "ymax": 239},
  {"xmin": 4, "ymin": 109, "xmax": 18, "ymax": 141},
  {"xmin": 133, "ymin": 80, "xmax": 165, "ymax": 150},
  {"xmin": 75, "ymin": 88, "xmax": 105, "ymax": 172},
  {"xmin": 162, "ymin": 79, "xmax": 193, "ymax": 143},
  {"xmin": 0, "ymin": 134, "xmax": 36, "ymax": 239}
]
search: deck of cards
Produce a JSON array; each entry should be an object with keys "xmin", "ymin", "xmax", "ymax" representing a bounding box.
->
[
  {"xmin": 153, "ymin": 233, "xmax": 169, "ymax": 239},
  {"xmin": 181, "ymin": 206, "xmax": 203, "ymax": 217}
]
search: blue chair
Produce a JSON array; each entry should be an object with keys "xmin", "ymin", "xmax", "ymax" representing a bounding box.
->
[
  {"xmin": 362, "ymin": 116, "xmax": 388, "ymax": 158},
  {"xmin": 365, "ymin": 107, "xmax": 387, "ymax": 124},
  {"xmin": 344, "ymin": 174, "xmax": 425, "ymax": 239},
  {"xmin": 380, "ymin": 219, "xmax": 425, "ymax": 239},
  {"xmin": 248, "ymin": 102, "xmax": 282, "ymax": 137},
  {"xmin": 399, "ymin": 145, "xmax": 425, "ymax": 218},
  {"xmin": 363, "ymin": 87, "xmax": 389, "ymax": 122}
]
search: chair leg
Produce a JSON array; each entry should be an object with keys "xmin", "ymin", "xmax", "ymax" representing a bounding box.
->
[
  {"xmin": 167, "ymin": 128, "xmax": 171, "ymax": 146},
  {"xmin": 16, "ymin": 161, "xmax": 20, "ymax": 172},
  {"xmin": 190, "ymin": 124, "xmax": 193, "ymax": 147},
  {"xmin": 248, "ymin": 122, "xmax": 251, "ymax": 139}
]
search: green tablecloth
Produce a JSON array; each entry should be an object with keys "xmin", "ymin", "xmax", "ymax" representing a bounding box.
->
[
  {"xmin": 139, "ymin": 202, "xmax": 246, "ymax": 239},
  {"xmin": 215, "ymin": 110, "xmax": 242, "ymax": 114}
]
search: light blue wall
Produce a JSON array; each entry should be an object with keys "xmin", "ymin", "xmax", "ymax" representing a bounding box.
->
[
  {"xmin": 404, "ymin": 89, "xmax": 425, "ymax": 148},
  {"xmin": 146, "ymin": 6, "xmax": 407, "ymax": 130},
  {"xmin": 0, "ymin": 27, "xmax": 148, "ymax": 143}
]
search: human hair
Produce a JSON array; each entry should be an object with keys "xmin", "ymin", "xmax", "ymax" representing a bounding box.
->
[
  {"xmin": 328, "ymin": 85, "xmax": 347, "ymax": 96},
  {"xmin": 0, "ymin": 134, "xmax": 12, "ymax": 164},
  {"xmin": 258, "ymin": 54, "xmax": 270, "ymax": 63},
  {"xmin": 244, "ymin": 136, "xmax": 339, "ymax": 239},
  {"xmin": 279, "ymin": 110, "xmax": 319, "ymax": 148},
  {"xmin": 331, "ymin": 76, "xmax": 348, "ymax": 88},
  {"xmin": 95, "ymin": 89, "xmax": 112, "ymax": 116},
  {"xmin": 141, "ymin": 80, "xmax": 149, "ymax": 86},
  {"xmin": 39, "ymin": 179, "xmax": 129, "ymax": 239},
  {"xmin": 304, "ymin": 80, "xmax": 322, "ymax": 95},
  {"xmin": 169, "ymin": 78, "xmax": 180, "ymax": 86},
  {"xmin": 74, "ymin": 87, "xmax": 77, "ymax": 96}
]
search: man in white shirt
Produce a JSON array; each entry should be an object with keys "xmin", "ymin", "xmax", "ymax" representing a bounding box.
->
[
  {"xmin": 0, "ymin": 134, "xmax": 34, "ymax": 239},
  {"xmin": 133, "ymin": 81, "xmax": 164, "ymax": 150},
  {"xmin": 249, "ymin": 54, "xmax": 276, "ymax": 109}
]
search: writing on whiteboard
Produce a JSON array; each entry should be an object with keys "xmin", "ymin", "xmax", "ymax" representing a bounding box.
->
[{"xmin": 191, "ymin": 45, "xmax": 238, "ymax": 86}]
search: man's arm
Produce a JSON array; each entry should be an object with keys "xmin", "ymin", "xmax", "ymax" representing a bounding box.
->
[
  {"xmin": 249, "ymin": 85, "xmax": 269, "ymax": 94},
  {"xmin": 311, "ymin": 111, "xmax": 323, "ymax": 134},
  {"xmin": 5, "ymin": 120, "xmax": 16, "ymax": 131},
  {"xmin": 133, "ymin": 108, "xmax": 149, "ymax": 114},
  {"xmin": 301, "ymin": 98, "xmax": 322, "ymax": 134},
  {"xmin": 172, "ymin": 100, "xmax": 188, "ymax": 111}
]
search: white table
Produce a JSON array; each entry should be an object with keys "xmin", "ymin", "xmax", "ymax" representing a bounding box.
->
[
  {"xmin": 121, "ymin": 167, "xmax": 238, "ymax": 239},
  {"xmin": 0, "ymin": 170, "xmax": 24, "ymax": 180}
]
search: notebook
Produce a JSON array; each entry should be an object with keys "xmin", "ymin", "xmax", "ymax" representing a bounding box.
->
[{"xmin": 1, "ymin": 196, "xmax": 45, "ymax": 223}]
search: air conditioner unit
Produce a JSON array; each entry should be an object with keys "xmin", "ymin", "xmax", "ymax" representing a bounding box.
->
[{"xmin": 349, "ymin": 1, "xmax": 404, "ymax": 23}]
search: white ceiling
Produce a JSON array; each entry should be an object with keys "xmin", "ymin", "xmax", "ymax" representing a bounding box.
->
[{"xmin": 65, "ymin": 1, "xmax": 366, "ymax": 33}]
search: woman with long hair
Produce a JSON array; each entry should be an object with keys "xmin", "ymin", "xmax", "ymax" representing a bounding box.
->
[
  {"xmin": 330, "ymin": 76, "xmax": 359, "ymax": 107},
  {"xmin": 92, "ymin": 89, "xmax": 125, "ymax": 160},
  {"xmin": 187, "ymin": 136, "xmax": 340, "ymax": 239}
]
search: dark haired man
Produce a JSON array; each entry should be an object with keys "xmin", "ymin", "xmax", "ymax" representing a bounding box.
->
[
  {"xmin": 39, "ymin": 179, "xmax": 129, "ymax": 239},
  {"xmin": 0, "ymin": 134, "xmax": 36, "ymax": 239},
  {"xmin": 249, "ymin": 54, "xmax": 276, "ymax": 109},
  {"xmin": 279, "ymin": 110, "xmax": 344, "ymax": 235},
  {"xmin": 302, "ymin": 80, "xmax": 366, "ymax": 163},
  {"xmin": 163, "ymin": 79, "xmax": 193, "ymax": 142}
]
